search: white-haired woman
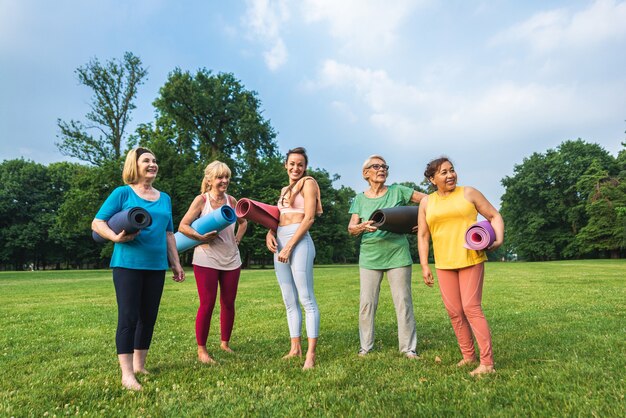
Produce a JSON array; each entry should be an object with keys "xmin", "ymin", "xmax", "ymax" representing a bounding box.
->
[{"xmin": 348, "ymin": 155, "xmax": 425, "ymax": 358}]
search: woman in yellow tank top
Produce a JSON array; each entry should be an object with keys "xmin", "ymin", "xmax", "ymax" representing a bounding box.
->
[{"xmin": 417, "ymin": 157, "xmax": 504, "ymax": 376}]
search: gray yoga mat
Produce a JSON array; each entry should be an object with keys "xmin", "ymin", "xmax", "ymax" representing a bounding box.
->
[
  {"xmin": 369, "ymin": 206, "xmax": 418, "ymax": 234},
  {"xmin": 92, "ymin": 207, "xmax": 152, "ymax": 243}
]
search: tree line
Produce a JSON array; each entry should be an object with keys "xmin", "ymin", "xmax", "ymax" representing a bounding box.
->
[{"xmin": 0, "ymin": 53, "xmax": 624, "ymax": 270}]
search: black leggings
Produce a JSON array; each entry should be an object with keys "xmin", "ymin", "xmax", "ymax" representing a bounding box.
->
[{"xmin": 112, "ymin": 268, "xmax": 165, "ymax": 354}]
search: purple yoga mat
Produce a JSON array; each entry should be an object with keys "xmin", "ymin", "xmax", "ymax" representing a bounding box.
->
[
  {"xmin": 235, "ymin": 198, "xmax": 280, "ymax": 231},
  {"xmin": 464, "ymin": 220, "xmax": 495, "ymax": 250}
]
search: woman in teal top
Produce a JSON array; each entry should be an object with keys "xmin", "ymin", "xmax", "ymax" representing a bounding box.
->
[
  {"xmin": 348, "ymin": 154, "xmax": 425, "ymax": 358},
  {"xmin": 92, "ymin": 147, "xmax": 185, "ymax": 391}
]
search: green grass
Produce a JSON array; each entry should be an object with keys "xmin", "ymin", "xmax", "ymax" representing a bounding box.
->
[{"xmin": 0, "ymin": 261, "xmax": 624, "ymax": 417}]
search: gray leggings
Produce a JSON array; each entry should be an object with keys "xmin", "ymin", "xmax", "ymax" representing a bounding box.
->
[
  {"xmin": 274, "ymin": 223, "xmax": 320, "ymax": 338},
  {"xmin": 359, "ymin": 266, "xmax": 417, "ymax": 353}
]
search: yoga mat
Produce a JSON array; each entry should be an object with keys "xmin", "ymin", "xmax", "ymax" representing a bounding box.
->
[
  {"xmin": 92, "ymin": 207, "xmax": 152, "ymax": 243},
  {"xmin": 464, "ymin": 220, "xmax": 496, "ymax": 250},
  {"xmin": 175, "ymin": 205, "xmax": 237, "ymax": 252},
  {"xmin": 235, "ymin": 198, "xmax": 280, "ymax": 231},
  {"xmin": 368, "ymin": 206, "xmax": 418, "ymax": 234}
]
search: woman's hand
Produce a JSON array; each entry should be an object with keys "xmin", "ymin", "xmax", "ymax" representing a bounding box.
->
[
  {"xmin": 112, "ymin": 230, "xmax": 139, "ymax": 243},
  {"xmin": 488, "ymin": 238, "xmax": 503, "ymax": 251},
  {"xmin": 348, "ymin": 220, "xmax": 377, "ymax": 236},
  {"xmin": 421, "ymin": 265, "xmax": 434, "ymax": 287},
  {"xmin": 171, "ymin": 263, "xmax": 185, "ymax": 282},
  {"xmin": 197, "ymin": 230, "xmax": 219, "ymax": 243},
  {"xmin": 277, "ymin": 244, "xmax": 293, "ymax": 263},
  {"xmin": 266, "ymin": 230, "xmax": 277, "ymax": 253}
]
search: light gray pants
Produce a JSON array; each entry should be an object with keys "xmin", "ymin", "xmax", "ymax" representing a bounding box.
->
[
  {"xmin": 274, "ymin": 223, "xmax": 319, "ymax": 338},
  {"xmin": 359, "ymin": 266, "xmax": 417, "ymax": 353}
]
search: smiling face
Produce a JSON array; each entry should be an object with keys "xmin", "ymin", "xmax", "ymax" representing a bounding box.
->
[
  {"xmin": 430, "ymin": 160, "xmax": 457, "ymax": 192},
  {"xmin": 209, "ymin": 172, "xmax": 230, "ymax": 194},
  {"xmin": 137, "ymin": 152, "xmax": 158, "ymax": 181},
  {"xmin": 285, "ymin": 153, "xmax": 307, "ymax": 183}
]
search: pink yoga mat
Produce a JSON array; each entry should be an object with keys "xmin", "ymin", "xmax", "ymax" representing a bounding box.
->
[
  {"xmin": 235, "ymin": 198, "xmax": 280, "ymax": 231},
  {"xmin": 464, "ymin": 220, "xmax": 496, "ymax": 250}
]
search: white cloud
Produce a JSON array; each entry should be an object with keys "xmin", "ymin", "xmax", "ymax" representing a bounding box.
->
[
  {"xmin": 491, "ymin": 0, "xmax": 626, "ymax": 53},
  {"xmin": 311, "ymin": 59, "xmax": 626, "ymax": 151},
  {"xmin": 243, "ymin": 0, "xmax": 291, "ymax": 70},
  {"xmin": 301, "ymin": 0, "xmax": 425, "ymax": 53}
]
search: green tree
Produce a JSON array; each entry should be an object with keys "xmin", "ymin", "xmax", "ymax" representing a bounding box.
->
[
  {"xmin": 153, "ymin": 69, "xmax": 277, "ymax": 172},
  {"xmin": 501, "ymin": 139, "xmax": 617, "ymax": 260},
  {"xmin": 56, "ymin": 51, "xmax": 147, "ymax": 166}
]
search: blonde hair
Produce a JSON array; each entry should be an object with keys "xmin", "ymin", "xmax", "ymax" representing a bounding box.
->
[
  {"xmin": 361, "ymin": 154, "xmax": 387, "ymax": 182},
  {"xmin": 201, "ymin": 161, "xmax": 232, "ymax": 193},
  {"xmin": 122, "ymin": 147, "xmax": 155, "ymax": 184}
]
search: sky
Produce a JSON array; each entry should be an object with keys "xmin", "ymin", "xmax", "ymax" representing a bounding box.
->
[{"xmin": 1, "ymin": 0, "xmax": 625, "ymax": 207}]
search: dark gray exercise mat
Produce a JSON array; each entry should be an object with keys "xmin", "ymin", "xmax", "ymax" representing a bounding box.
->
[
  {"xmin": 92, "ymin": 207, "xmax": 153, "ymax": 243},
  {"xmin": 369, "ymin": 206, "xmax": 418, "ymax": 234}
]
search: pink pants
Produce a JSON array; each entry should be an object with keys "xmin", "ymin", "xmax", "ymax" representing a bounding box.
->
[
  {"xmin": 436, "ymin": 263, "xmax": 493, "ymax": 366},
  {"xmin": 193, "ymin": 265, "xmax": 241, "ymax": 346}
]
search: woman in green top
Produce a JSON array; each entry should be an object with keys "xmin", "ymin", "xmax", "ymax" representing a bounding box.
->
[{"xmin": 348, "ymin": 155, "xmax": 426, "ymax": 358}]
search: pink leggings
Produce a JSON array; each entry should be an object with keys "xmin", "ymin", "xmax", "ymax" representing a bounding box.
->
[
  {"xmin": 193, "ymin": 265, "xmax": 241, "ymax": 346},
  {"xmin": 436, "ymin": 263, "xmax": 493, "ymax": 366}
]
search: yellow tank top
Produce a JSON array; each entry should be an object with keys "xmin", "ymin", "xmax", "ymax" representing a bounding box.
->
[{"xmin": 425, "ymin": 186, "xmax": 487, "ymax": 269}]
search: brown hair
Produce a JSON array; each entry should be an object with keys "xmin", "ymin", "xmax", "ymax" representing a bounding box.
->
[
  {"xmin": 201, "ymin": 161, "xmax": 232, "ymax": 194},
  {"xmin": 122, "ymin": 147, "xmax": 155, "ymax": 184},
  {"xmin": 286, "ymin": 147, "xmax": 308, "ymax": 168},
  {"xmin": 281, "ymin": 147, "xmax": 310, "ymax": 204},
  {"xmin": 424, "ymin": 156, "xmax": 452, "ymax": 181}
]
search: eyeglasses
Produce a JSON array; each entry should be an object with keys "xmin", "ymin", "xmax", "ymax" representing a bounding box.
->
[{"xmin": 367, "ymin": 164, "xmax": 389, "ymax": 171}]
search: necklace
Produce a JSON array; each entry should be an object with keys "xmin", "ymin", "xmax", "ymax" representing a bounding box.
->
[{"xmin": 209, "ymin": 193, "xmax": 226, "ymax": 204}]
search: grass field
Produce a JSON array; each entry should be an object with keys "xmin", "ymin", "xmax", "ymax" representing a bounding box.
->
[{"xmin": 0, "ymin": 260, "xmax": 624, "ymax": 417}]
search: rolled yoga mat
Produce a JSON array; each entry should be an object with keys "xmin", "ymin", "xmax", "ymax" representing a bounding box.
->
[
  {"xmin": 175, "ymin": 205, "xmax": 237, "ymax": 252},
  {"xmin": 464, "ymin": 220, "xmax": 496, "ymax": 250},
  {"xmin": 92, "ymin": 207, "xmax": 153, "ymax": 243},
  {"xmin": 235, "ymin": 198, "xmax": 280, "ymax": 231},
  {"xmin": 368, "ymin": 206, "xmax": 419, "ymax": 234}
]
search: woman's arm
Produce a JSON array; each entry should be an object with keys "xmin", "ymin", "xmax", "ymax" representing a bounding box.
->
[
  {"xmin": 410, "ymin": 190, "xmax": 427, "ymax": 204},
  {"xmin": 166, "ymin": 231, "xmax": 185, "ymax": 282},
  {"xmin": 276, "ymin": 179, "xmax": 318, "ymax": 263},
  {"xmin": 417, "ymin": 196, "xmax": 434, "ymax": 287},
  {"xmin": 178, "ymin": 195, "xmax": 218, "ymax": 242},
  {"xmin": 91, "ymin": 219, "xmax": 138, "ymax": 243},
  {"xmin": 230, "ymin": 197, "xmax": 248, "ymax": 244},
  {"xmin": 347, "ymin": 213, "xmax": 377, "ymax": 236},
  {"xmin": 465, "ymin": 187, "xmax": 504, "ymax": 250}
]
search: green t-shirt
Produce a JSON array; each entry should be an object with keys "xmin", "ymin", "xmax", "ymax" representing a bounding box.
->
[{"xmin": 349, "ymin": 184, "xmax": 415, "ymax": 269}]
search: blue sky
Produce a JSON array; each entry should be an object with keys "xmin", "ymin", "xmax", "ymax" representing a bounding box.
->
[{"xmin": 1, "ymin": 0, "xmax": 625, "ymax": 207}]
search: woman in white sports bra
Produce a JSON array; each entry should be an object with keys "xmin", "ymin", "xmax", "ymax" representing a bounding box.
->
[
  {"xmin": 266, "ymin": 147, "xmax": 323, "ymax": 370},
  {"xmin": 179, "ymin": 161, "xmax": 247, "ymax": 364}
]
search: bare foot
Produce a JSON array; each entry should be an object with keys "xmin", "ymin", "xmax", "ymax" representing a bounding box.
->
[
  {"xmin": 282, "ymin": 350, "xmax": 302, "ymax": 359},
  {"xmin": 457, "ymin": 357, "xmax": 478, "ymax": 367},
  {"xmin": 134, "ymin": 368, "xmax": 150, "ymax": 375},
  {"xmin": 220, "ymin": 342, "xmax": 234, "ymax": 353},
  {"xmin": 303, "ymin": 353, "xmax": 315, "ymax": 370},
  {"xmin": 198, "ymin": 346, "xmax": 216, "ymax": 364},
  {"xmin": 121, "ymin": 376, "xmax": 142, "ymax": 391},
  {"xmin": 405, "ymin": 351, "xmax": 420, "ymax": 360},
  {"xmin": 470, "ymin": 364, "xmax": 495, "ymax": 376}
]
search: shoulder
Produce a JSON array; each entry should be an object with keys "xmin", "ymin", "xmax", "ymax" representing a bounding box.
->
[
  {"xmin": 300, "ymin": 176, "xmax": 319, "ymax": 191},
  {"xmin": 159, "ymin": 191, "xmax": 172, "ymax": 203},
  {"xmin": 112, "ymin": 185, "xmax": 131, "ymax": 196},
  {"xmin": 390, "ymin": 183, "xmax": 412, "ymax": 194}
]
